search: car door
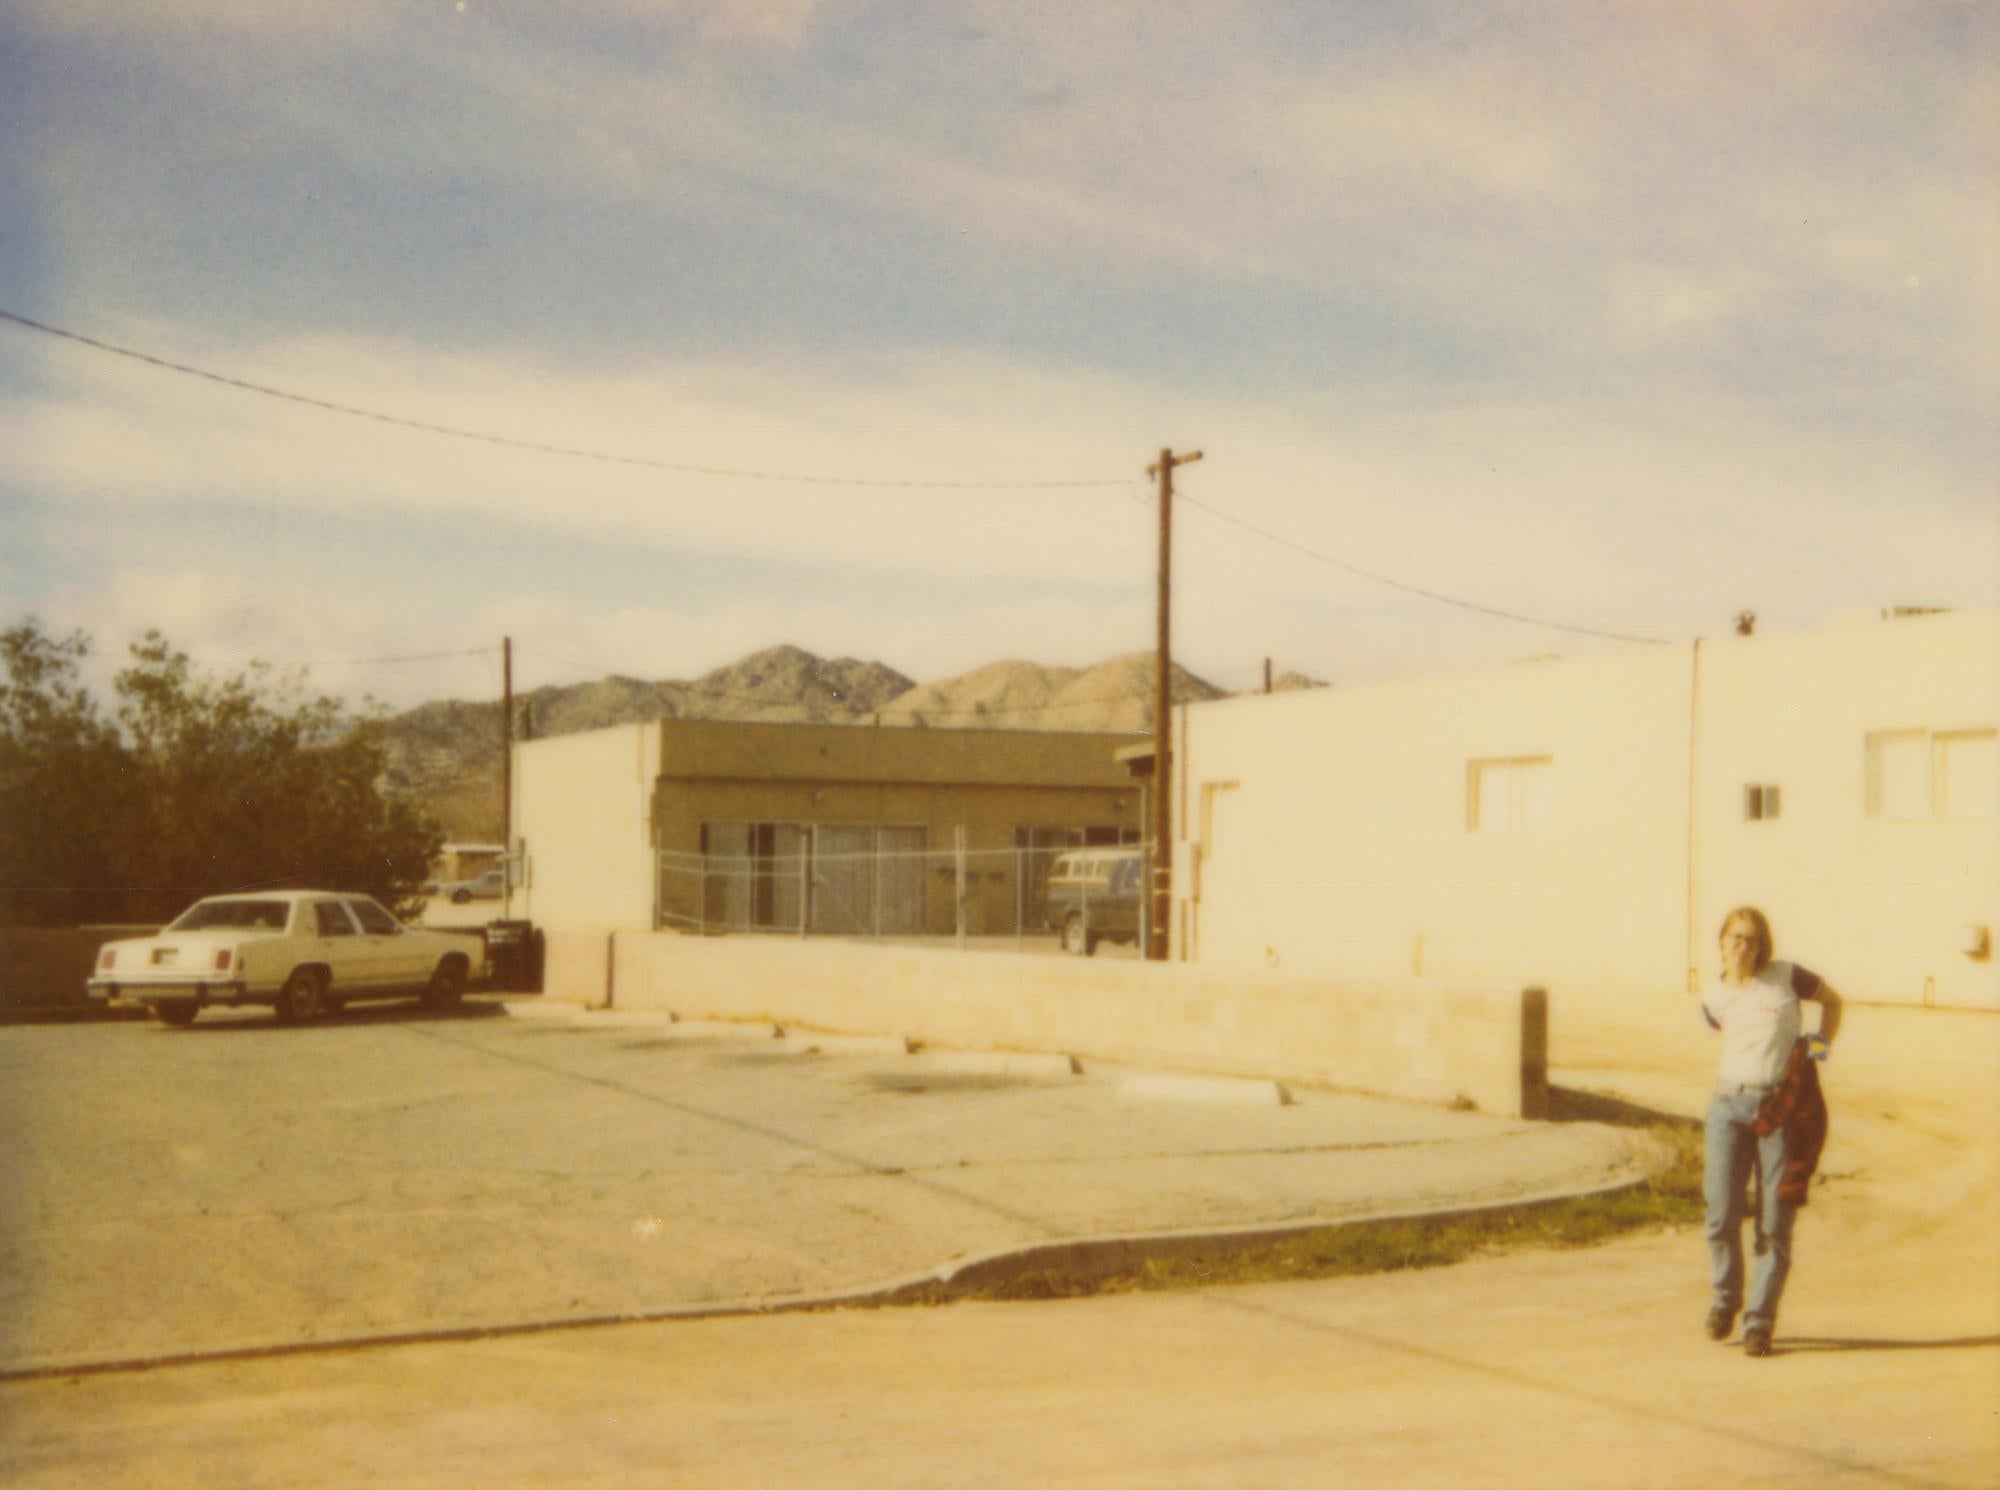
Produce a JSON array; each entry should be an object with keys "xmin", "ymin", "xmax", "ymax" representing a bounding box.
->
[
  {"xmin": 346, "ymin": 896, "xmax": 424, "ymax": 990},
  {"xmin": 307, "ymin": 897, "xmax": 374, "ymax": 993}
]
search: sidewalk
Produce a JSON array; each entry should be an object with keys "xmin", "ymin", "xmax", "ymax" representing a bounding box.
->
[
  {"xmin": 0, "ymin": 999, "xmax": 1654, "ymax": 1377},
  {"xmin": 2, "ymin": 996, "xmax": 1991, "ymax": 1490}
]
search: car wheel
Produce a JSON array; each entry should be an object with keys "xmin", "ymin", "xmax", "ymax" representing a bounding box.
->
[
  {"xmin": 422, "ymin": 959, "xmax": 466, "ymax": 1012},
  {"xmin": 153, "ymin": 1000, "xmax": 200, "ymax": 1027},
  {"xmin": 274, "ymin": 968, "xmax": 325, "ymax": 1024},
  {"xmin": 451, "ymin": 888, "xmax": 472, "ymax": 904},
  {"xmin": 1063, "ymin": 915, "xmax": 1098, "ymax": 957}
]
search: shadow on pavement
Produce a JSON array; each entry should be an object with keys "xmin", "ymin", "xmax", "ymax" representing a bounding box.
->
[
  {"xmin": 1546, "ymin": 1085, "xmax": 1700, "ymax": 1133},
  {"xmin": 167, "ymin": 999, "xmax": 510, "ymax": 1034},
  {"xmin": 1773, "ymin": 1334, "xmax": 2000, "ymax": 1355}
]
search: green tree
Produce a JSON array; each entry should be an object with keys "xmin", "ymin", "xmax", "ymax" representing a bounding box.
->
[
  {"xmin": 1, "ymin": 621, "xmax": 441, "ymax": 925},
  {"xmin": 0, "ymin": 622, "xmax": 137, "ymax": 925}
]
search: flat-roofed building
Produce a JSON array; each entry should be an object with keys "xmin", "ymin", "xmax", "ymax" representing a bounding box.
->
[
  {"xmin": 509, "ymin": 718, "xmax": 1141, "ymax": 938},
  {"xmin": 1171, "ymin": 609, "xmax": 1997, "ymax": 1011}
]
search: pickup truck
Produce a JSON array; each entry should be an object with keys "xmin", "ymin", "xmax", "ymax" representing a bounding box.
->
[
  {"xmin": 87, "ymin": 890, "xmax": 487, "ymax": 1026},
  {"xmin": 1042, "ymin": 847, "xmax": 1145, "ymax": 956}
]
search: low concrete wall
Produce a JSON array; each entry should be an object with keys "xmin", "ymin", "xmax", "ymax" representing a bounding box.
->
[
  {"xmin": 0, "ymin": 926, "xmax": 159, "ymax": 1014},
  {"xmin": 557, "ymin": 932, "xmax": 1546, "ymax": 1118},
  {"xmin": 539, "ymin": 929, "xmax": 613, "ymax": 1006}
]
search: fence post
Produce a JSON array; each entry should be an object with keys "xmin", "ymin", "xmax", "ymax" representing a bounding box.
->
[
  {"xmin": 1015, "ymin": 846, "xmax": 1025, "ymax": 953},
  {"xmin": 1138, "ymin": 841, "xmax": 1147, "ymax": 954},
  {"xmin": 954, "ymin": 826, "xmax": 967, "ymax": 951},
  {"xmin": 798, "ymin": 838, "xmax": 809, "ymax": 939}
]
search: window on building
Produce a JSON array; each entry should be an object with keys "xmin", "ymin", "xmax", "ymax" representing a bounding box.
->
[
  {"xmin": 698, "ymin": 821, "xmax": 929, "ymax": 934},
  {"xmin": 1744, "ymin": 784, "xmax": 1782, "ymax": 822},
  {"xmin": 1939, "ymin": 731, "xmax": 1998, "ymax": 820},
  {"xmin": 1867, "ymin": 728, "xmax": 1997, "ymax": 820},
  {"xmin": 1467, "ymin": 757, "xmax": 1553, "ymax": 833},
  {"xmin": 1868, "ymin": 731, "xmax": 1930, "ymax": 819},
  {"xmin": 698, "ymin": 821, "xmax": 807, "ymax": 930}
]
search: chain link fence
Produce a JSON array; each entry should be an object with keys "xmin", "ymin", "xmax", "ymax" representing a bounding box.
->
[{"xmin": 656, "ymin": 832, "xmax": 1150, "ymax": 956}]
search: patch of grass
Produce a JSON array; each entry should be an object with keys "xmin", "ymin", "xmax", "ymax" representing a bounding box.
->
[{"xmin": 899, "ymin": 1096, "xmax": 1706, "ymax": 1307}]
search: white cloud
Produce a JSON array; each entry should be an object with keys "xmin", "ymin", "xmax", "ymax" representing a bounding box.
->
[{"xmin": 11, "ymin": 317, "xmax": 1995, "ymax": 713}]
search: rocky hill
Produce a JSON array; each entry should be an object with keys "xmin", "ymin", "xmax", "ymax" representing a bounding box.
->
[{"xmin": 381, "ymin": 643, "xmax": 1246, "ymax": 838}]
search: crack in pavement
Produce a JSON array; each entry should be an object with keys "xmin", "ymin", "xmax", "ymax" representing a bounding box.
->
[
  {"xmin": 399, "ymin": 1022, "xmax": 1070, "ymax": 1239},
  {"xmin": 1207, "ymin": 1293, "xmax": 1966, "ymax": 1490}
]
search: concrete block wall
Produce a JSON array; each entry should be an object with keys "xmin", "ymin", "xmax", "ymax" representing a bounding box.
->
[
  {"xmin": 551, "ymin": 932, "xmax": 1546, "ymax": 1118},
  {"xmin": 537, "ymin": 929, "xmax": 612, "ymax": 1006}
]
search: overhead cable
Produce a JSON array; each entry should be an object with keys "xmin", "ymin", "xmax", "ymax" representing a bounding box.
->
[
  {"xmin": 1174, "ymin": 489, "xmax": 1669, "ymax": 646},
  {"xmin": 0, "ymin": 309, "xmax": 1133, "ymax": 491}
]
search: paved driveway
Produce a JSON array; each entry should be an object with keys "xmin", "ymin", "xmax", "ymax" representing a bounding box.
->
[
  {"xmin": 0, "ymin": 1002, "xmax": 1991, "ymax": 1489},
  {"xmin": 0, "ymin": 999, "xmax": 1643, "ymax": 1374}
]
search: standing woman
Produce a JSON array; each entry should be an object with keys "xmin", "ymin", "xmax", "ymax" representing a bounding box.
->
[{"xmin": 1701, "ymin": 906, "xmax": 1843, "ymax": 1357}]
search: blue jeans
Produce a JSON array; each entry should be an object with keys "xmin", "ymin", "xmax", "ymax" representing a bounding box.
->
[{"xmin": 1704, "ymin": 1088, "xmax": 1797, "ymax": 1334}]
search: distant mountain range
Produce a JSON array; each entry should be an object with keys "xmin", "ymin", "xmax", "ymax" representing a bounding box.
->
[{"xmin": 379, "ymin": 643, "xmax": 1323, "ymax": 839}]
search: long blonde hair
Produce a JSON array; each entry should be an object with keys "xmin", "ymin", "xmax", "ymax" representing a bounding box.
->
[{"xmin": 1718, "ymin": 906, "xmax": 1773, "ymax": 975}]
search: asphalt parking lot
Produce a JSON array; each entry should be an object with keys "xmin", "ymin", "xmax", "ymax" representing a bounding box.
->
[{"xmin": 0, "ymin": 996, "xmax": 1646, "ymax": 1375}]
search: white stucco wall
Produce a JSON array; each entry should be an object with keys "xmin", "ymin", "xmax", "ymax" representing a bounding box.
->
[
  {"xmin": 510, "ymin": 722, "xmax": 660, "ymax": 934},
  {"xmin": 1178, "ymin": 611, "xmax": 1997, "ymax": 1012},
  {"xmin": 1695, "ymin": 611, "xmax": 1998, "ymax": 1009},
  {"xmin": 1175, "ymin": 646, "xmax": 1694, "ymax": 1006}
]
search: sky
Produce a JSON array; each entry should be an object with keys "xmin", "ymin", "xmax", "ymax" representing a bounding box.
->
[{"xmin": 3, "ymin": 0, "xmax": 1996, "ymax": 712}]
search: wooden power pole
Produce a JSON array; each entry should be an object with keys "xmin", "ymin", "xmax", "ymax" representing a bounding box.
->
[
  {"xmin": 1148, "ymin": 447, "xmax": 1202, "ymax": 961},
  {"xmin": 501, "ymin": 636, "xmax": 513, "ymax": 867}
]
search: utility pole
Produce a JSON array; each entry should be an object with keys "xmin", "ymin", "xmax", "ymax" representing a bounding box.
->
[
  {"xmin": 1148, "ymin": 446, "xmax": 1202, "ymax": 961},
  {"xmin": 501, "ymin": 637, "xmax": 513, "ymax": 873}
]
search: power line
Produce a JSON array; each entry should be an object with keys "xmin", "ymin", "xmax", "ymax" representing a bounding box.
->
[
  {"xmin": 61, "ymin": 643, "xmax": 497, "ymax": 673},
  {"xmin": 1174, "ymin": 488, "xmax": 1669, "ymax": 646},
  {"xmin": 4, "ymin": 308, "xmax": 1669, "ymax": 646},
  {"xmin": 0, "ymin": 309, "xmax": 1134, "ymax": 491},
  {"xmin": 256, "ymin": 646, "xmax": 501, "ymax": 669}
]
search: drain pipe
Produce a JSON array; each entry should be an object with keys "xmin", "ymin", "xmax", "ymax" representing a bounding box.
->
[{"xmin": 1684, "ymin": 638, "xmax": 1703, "ymax": 995}]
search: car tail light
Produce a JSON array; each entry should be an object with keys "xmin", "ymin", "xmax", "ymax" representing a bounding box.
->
[
  {"xmin": 214, "ymin": 949, "xmax": 236, "ymax": 972},
  {"xmin": 99, "ymin": 948, "xmax": 117, "ymax": 971}
]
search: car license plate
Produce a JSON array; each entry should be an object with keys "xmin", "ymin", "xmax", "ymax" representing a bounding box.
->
[{"xmin": 151, "ymin": 949, "xmax": 177, "ymax": 966}]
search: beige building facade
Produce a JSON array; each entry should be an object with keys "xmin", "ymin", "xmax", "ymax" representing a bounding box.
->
[
  {"xmin": 508, "ymin": 718, "xmax": 1142, "ymax": 939},
  {"xmin": 1172, "ymin": 610, "xmax": 1998, "ymax": 1011}
]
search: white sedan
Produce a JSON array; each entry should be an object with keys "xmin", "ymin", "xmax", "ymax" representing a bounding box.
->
[{"xmin": 87, "ymin": 891, "xmax": 488, "ymax": 1027}]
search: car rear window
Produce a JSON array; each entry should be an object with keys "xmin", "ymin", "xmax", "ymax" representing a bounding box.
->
[
  {"xmin": 314, "ymin": 901, "xmax": 358, "ymax": 937},
  {"xmin": 347, "ymin": 898, "xmax": 400, "ymax": 934},
  {"xmin": 168, "ymin": 900, "xmax": 292, "ymax": 932}
]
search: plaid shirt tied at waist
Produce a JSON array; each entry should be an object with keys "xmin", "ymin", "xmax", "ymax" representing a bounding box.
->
[{"xmin": 1751, "ymin": 1037, "xmax": 1828, "ymax": 1208}]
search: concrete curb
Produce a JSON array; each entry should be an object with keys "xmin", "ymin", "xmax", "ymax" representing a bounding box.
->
[
  {"xmin": 653, "ymin": 1019, "xmax": 784, "ymax": 1041},
  {"xmin": 919, "ymin": 1050, "xmax": 1082, "ymax": 1078},
  {"xmin": 773, "ymin": 1031, "xmax": 914, "ymax": 1057},
  {"xmin": 0, "ymin": 1168, "xmax": 1659, "ymax": 1385},
  {"xmin": 498, "ymin": 999, "xmax": 584, "ymax": 1021},
  {"xmin": 1118, "ymin": 1072, "xmax": 1295, "ymax": 1106},
  {"xmin": 577, "ymin": 1009, "xmax": 683, "ymax": 1028}
]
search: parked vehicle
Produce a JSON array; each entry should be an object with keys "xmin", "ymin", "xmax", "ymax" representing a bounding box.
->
[
  {"xmin": 436, "ymin": 868, "xmax": 506, "ymax": 904},
  {"xmin": 1042, "ymin": 847, "xmax": 1144, "ymax": 955},
  {"xmin": 86, "ymin": 891, "xmax": 488, "ymax": 1026}
]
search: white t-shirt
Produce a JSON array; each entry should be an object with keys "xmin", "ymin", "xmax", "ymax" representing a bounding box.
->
[{"xmin": 1702, "ymin": 960, "xmax": 1823, "ymax": 1088}]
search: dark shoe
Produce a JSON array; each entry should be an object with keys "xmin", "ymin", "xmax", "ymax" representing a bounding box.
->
[
  {"xmin": 1744, "ymin": 1327, "xmax": 1773, "ymax": 1357},
  {"xmin": 1705, "ymin": 1306, "xmax": 1735, "ymax": 1341}
]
